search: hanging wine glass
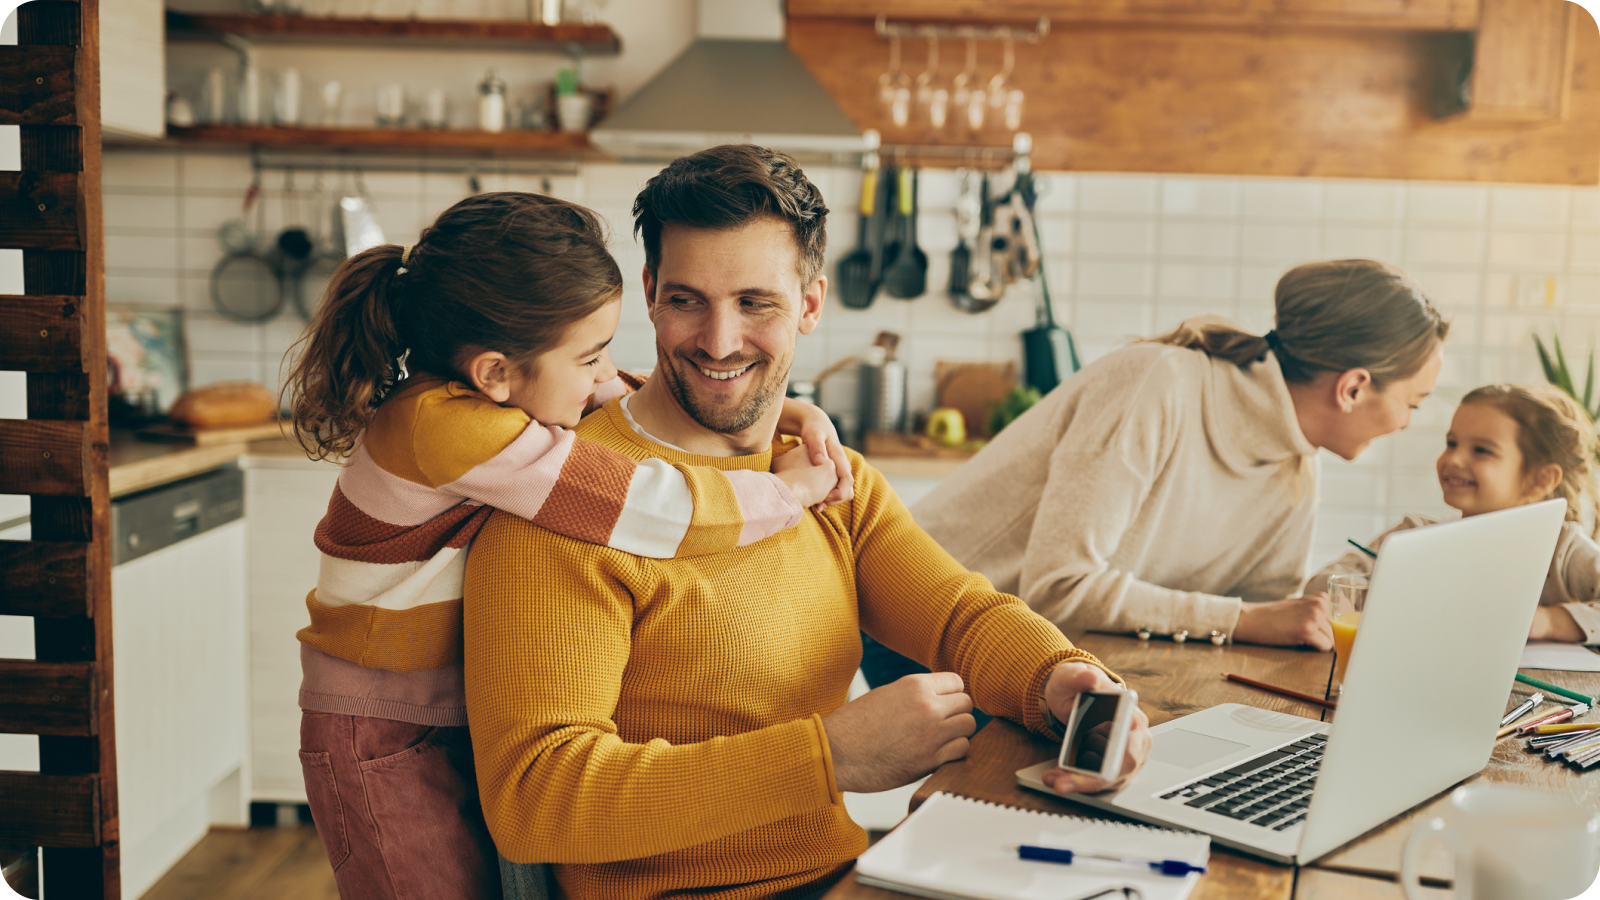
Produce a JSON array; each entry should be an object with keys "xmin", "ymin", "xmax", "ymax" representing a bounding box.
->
[
  {"xmin": 878, "ymin": 35, "xmax": 912, "ymax": 128},
  {"xmin": 987, "ymin": 35, "xmax": 1024, "ymax": 131},
  {"xmin": 915, "ymin": 35, "xmax": 950, "ymax": 130},
  {"xmin": 951, "ymin": 38, "xmax": 980, "ymax": 124}
]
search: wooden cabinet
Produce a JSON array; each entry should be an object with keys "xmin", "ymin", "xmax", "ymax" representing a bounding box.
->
[
  {"xmin": 786, "ymin": 0, "xmax": 1480, "ymax": 29},
  {"xmin": 787, "ymin": 0, "xmax": 1600, "ymax": 184}
]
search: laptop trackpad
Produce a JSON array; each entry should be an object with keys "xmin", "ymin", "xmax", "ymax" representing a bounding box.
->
[{"xmin": 1151, "ymin": 729, "xmax": 1250, "ymax": 770}]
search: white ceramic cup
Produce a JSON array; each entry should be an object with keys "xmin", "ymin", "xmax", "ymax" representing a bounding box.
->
[{"xmin": 1401, "ymin": 783, "xmax": 1600, "ymax": 900}]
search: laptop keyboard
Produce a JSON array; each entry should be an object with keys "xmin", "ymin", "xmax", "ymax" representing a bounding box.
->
[{"xmin": 1157, "ymin": 735, "xmax": 1325, "ymax": 831}]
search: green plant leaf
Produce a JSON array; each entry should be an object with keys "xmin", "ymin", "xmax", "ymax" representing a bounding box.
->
[
  {"xmin": 1535, "ymin": 335, "xmax": 1559, "ymax": 385},
  {"xmin": 1554, "ymin": 334, "xmax": 1579, "ymax": 400},
  {"xmin": 1585, "ymin": 348, "xmax": 1595, "ymax": 411}
]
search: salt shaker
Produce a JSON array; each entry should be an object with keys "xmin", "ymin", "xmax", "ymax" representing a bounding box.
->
[{"xmin": 477, "ymin": 69, "xmax": 506, "ymax": 133}]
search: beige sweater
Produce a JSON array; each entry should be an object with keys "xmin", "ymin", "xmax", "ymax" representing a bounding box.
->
[
  {"xmin": 912, "ymin": 342, "xmax": 1319, "ymax": 639},
  {"xmin": 1307, "ymin": 514, "xmax": 1600, "ymax": 644}
]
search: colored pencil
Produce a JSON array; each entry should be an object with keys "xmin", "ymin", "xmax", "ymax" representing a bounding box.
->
[
  {"xmin": 1223, "ymin": 673, "xmax": 1338, "ymax": 710},
  {"xmin": 1514, "ymin": 673, "xmax": 1596, "ymax": 706},
  {"xmin": 1536, "ymin": 722, "xmax": 1600, "ymax": 735},
  {"xmin": 1346, "ymin": 538, "xmax": 1378, "ymax": 559},
  {"xmin": 1516, "ymin": 703, "xmax": 1588, "ymax": 735}
]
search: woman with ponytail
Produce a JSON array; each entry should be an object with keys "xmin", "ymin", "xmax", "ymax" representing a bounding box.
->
[
  {"xmin": 864, "ymin": 259, "xmax": 1448, "ymax": 691},
  {"xmin": 281, "ymin": 192, "xmax": 846, "ymax": 900}
]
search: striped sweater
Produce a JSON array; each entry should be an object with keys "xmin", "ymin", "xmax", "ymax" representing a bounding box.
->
[{"xmin": 296, "ymin": 374, "xmax": 804, "ymax": 726}]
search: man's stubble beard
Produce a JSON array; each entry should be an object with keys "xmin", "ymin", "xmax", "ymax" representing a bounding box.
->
[{"xmin": 657, "ymin": 346, "xmax": 790, "ymax": 436}]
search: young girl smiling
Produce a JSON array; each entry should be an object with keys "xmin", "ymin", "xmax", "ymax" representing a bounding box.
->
[{"xmin": 1310, "ymin": 383, "xmax": 1600, "ymax": 644}]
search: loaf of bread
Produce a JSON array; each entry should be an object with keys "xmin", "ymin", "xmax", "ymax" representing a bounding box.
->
[{"xmin": 168, "ymin": 381, "xmax": 278, "ymax": 428}]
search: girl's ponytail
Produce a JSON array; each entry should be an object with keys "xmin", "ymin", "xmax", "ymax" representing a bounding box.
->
[
  {"xmin": 283, "ymin": 243, "xmax": 409, "ymax": 460},
  {"xmin": 279, "ymin": 191, "xmax": 624, "ymax": 461}
]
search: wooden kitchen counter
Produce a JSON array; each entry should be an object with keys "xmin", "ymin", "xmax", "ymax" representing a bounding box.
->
[{"xmin": 109, "ymin": 429, "xmax": 314, "ymax": 497}]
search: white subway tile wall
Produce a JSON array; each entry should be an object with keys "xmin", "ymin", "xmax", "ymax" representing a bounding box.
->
[{"xmin": 103, "ymin": 151, "xmax": 1600, "ymax": 579}]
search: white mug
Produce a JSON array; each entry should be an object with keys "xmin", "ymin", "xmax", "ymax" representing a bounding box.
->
[{"xmin": 1402, "ymin": 783, "xmax": 1600, "ymax": 900}]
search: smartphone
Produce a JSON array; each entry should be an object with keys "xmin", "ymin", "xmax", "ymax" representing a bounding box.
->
[{"xmin": 1057, "ymin": 688, "xmax": 1138, "ymax": 781}]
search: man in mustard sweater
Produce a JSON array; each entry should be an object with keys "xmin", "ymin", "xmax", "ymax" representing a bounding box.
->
[{"xmin": 462, "ymin": 145, "xmax": 1152, "ymax": 900}]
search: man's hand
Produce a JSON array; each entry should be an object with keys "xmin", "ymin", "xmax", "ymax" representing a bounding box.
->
[
  {"xmin": 777, "ymin": 397, "xmax": 854, "ymax": 507},
  {"xmin": 1040, "ymin": 662, "xmax": 1151, "ymax": 795},
  {"xmin": 773, "ymin": 446, "xmax": 841, "ymax": 510},
  {"xmin": 1233, "ymin": 594, "xmax": 1333, "ymax": 650},
  {"xmin": 821, "ymin": 672, "xmax": 975, "ymax": 793}
]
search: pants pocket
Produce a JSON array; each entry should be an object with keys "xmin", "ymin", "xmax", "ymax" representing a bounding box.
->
[
  {"xmin": 299, "ymin": 749, "xmax": 351, "ymax": 870},
  {"xmin": 357, "ymin": 726, "xmax": 501, "ymax": 900}
]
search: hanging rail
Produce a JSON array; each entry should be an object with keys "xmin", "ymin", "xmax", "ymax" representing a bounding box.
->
[{"xmin": 873, "ymin": 15, "xmax": 1050, "ymax": 44}]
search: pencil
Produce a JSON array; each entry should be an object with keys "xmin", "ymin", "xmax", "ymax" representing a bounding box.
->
[
  {"xmin": 1346, "ymin": 538, "xmax": 1378, "ymax": 559},
  {"xmin": 1536, "ymin": 722, "xmax": 1600, "ymax": 735},
  {"xmin": 1514, "ymin": 673, "xmax": 1596, "ymax": 707},
  {"xmin": 1223, "ymin": 673, "xmax": 1338, "ymax": 710}
]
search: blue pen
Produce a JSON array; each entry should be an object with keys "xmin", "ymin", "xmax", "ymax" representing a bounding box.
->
[
  {"xmin": 1019, "ymin": 844, "xmax": 1207, "ymax": 876},
  {"xmin": 1347, "ymin": 538, "xmax": 1377, "ymax": 558}
]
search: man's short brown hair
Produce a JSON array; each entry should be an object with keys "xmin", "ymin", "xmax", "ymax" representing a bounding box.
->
[{"xmin": 633, "ymin": 144, "xmax": 829, "ymax": 288}]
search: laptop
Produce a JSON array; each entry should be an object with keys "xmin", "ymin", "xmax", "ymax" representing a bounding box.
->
[{"xmin": 1017, "ymin": 499, "xmax": 1567, "ymax": 865}]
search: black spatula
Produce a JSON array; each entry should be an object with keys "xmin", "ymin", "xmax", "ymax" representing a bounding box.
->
[
  {"xmin": 884, "ymin": 168, "xmax": 927, "ymax": 300},
  {"xmin": 837, "ymin": 166, "xmax": 878, "ymax": 309}
]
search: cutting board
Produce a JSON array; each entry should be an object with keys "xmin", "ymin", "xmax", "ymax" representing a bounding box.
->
[
  {"xmin": 935, "ymin": 360, "xmax": 1017, "ymax": 438},
  {"xmin": 137, "ymin": 418, "xmax": 288, "ymax": 446}
]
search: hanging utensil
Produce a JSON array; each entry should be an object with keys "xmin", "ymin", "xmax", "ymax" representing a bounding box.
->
[
  {"xmin": 292, "ymin": 171, "xmax": 348, "ymax": 321},
  {"xmin": 883, "ymin": 168, "xmax": 927, "ymax": 300},
  {"xmin": 339, "ymin": 170, "xmax": 386, "ymax": 257},
  {"xmin": 950, "ymin": 169, "xmax": 994, "ymax": 313},
  {"xmin": 210, "ymin": 173, "xmax": 286, "ymax": 323},
  {"xmin": 1016, "ymin": 140, "xmax": 1078, "ymax": 393},
  {"xmin": 877, "ymin": 162, "xmax": 905, "ymax": 290},
  {"xmin": 837, "ymin": 159, "xmax": 880, "ymax": 309},
  {"xmin": 967, "ymin": 171, "xmax": 1006, "ymax": 306},
  {"xmin": 1003, "ymin": 189, "xmax": 1040, "ymax": 284}
]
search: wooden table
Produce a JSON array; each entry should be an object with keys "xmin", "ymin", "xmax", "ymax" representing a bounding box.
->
[{"xmin": 823, "ymin": 633, "xmax": 1600, "ymax": 899}]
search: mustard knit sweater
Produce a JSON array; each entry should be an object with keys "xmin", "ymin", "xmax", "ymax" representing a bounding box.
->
[{"xmin": 463, "ymin": 400, "xmax": 1116, "ymax": 900}]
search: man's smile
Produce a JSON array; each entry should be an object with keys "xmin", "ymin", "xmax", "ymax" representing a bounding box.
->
[{"xmin": 697, "ymin": 363, "xmax": 754, "ymax": 382}]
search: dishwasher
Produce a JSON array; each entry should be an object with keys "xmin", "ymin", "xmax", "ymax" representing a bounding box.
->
[{"xmin": 110, "ymin": 465, "xmax": 251, "ymax": 900}]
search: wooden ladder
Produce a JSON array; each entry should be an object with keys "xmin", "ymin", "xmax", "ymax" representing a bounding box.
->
[{"xmin": 0, "ymin": 0, "xmax": 118, "ymax": 897}]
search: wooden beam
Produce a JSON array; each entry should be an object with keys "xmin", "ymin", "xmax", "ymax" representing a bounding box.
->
[
  {"xmin": 0, "ymin": 419, "xmax": 89, "ymax": 495},
  {"xmin": 0, "ymin": 660, "xmax": 95, "ymax": 736},
  {"xmin": 0, "ymin": 295, "xmax": 83, "ymax": 373},
  {"xmin": 0, "ymin": 47, "xmax": 76, "ymax": 125},
  {"xmin": 1470, "ymin": 0, "xmax": 1576, "ymax": 120},
  {"xmin": 0, "ymin": 540, "xmax": 91, "ymax": 617},
  {"xmin": 0, "ymin": 173, "xmax": 82, "ymax": 252},
  {"xmin": 0, "ymin": 772, "xmax": 99, "ymax": 848},
  {"xmin": 20, "ymin": 125, "xmax": 81, "ymax": 173}
]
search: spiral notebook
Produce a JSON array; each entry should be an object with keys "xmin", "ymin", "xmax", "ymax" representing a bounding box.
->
[{"xmin": 855, "ymin": 792, "xmax": 1210, "ymax": 900}]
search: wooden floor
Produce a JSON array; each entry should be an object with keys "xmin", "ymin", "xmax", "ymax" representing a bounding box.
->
[{"xmin": 139, "ymin": 826, "xmax": 340, "ymax": 900}]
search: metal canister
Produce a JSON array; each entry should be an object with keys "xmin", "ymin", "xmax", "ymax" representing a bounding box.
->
[{"xmin": 856, "ymin": 359, "xmax": 907, "ymax": 442}]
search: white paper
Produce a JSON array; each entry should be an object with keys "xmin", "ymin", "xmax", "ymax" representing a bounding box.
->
[{"xmin": 1520, "ymin": 641, "xmax": 1600, "ymax": 673}]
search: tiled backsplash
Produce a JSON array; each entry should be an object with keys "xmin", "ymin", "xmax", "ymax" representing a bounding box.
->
[{"xmin": 100, "ymin": 149, "xmax": 1600, "ymax": 577}]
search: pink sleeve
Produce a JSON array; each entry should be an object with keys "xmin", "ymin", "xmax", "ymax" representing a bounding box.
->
[{"xmin": 727, "ymin": 470, "xmax": 805, "ymax": 546}]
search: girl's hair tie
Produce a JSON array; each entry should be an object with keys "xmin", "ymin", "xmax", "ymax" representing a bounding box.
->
[{"xmin": 398, "ymin": 244, "xmax": 414, "ymax": 274}]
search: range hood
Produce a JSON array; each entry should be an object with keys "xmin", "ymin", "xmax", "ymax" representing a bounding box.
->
[{"xmin": 590, "ymin": 2, "xmax": 865, "ymax": 160}]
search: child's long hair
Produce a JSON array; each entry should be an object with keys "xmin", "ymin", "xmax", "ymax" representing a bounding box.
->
[
  {"xmin": 283, "ymin": 192, "xmax": 623, "ymax": 460},
  {"xmin": 1461, "ymin": 383, "xmax": 1599, "ymax": 532}
]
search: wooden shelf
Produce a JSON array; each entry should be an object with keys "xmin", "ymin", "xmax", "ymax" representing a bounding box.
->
[
  {"xmin": 164, "ymin": 11, "xmax": 621, "ymax": 55},
  {"xmin": 152, "ymin": 124, "xmax": 605, "ymax": 158}
]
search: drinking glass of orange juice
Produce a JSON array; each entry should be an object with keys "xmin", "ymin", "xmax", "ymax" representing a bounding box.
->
[{"xmin": 1329, "ymin": 573, "xmax": 1369, "ymax": 696}]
